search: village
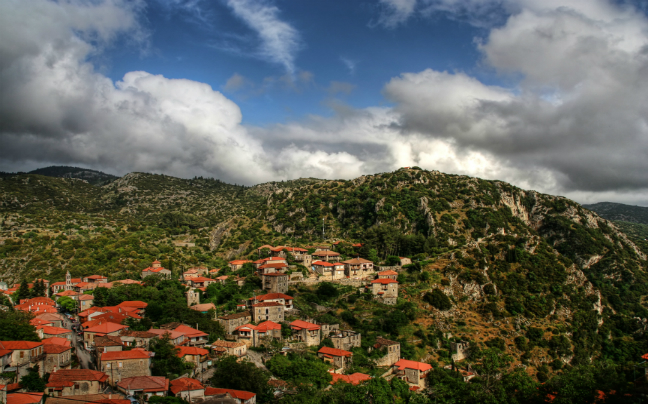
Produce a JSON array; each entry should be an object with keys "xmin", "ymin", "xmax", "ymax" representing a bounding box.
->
[{"xmin": 0, "ymin": 242, "xmax": 465, "ymax": 404}]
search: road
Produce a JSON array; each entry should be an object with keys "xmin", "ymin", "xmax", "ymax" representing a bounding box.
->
[{"xmin": 64, "ymin": 313, "xmax": 95, "ymax": 370}]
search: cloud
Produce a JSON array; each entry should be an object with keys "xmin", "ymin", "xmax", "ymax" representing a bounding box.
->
[
  {"xmin": 223, "ymin": 73, "xmax": 251, "ymax": 92},
  {"xmin": 326, "ymin": 81, "xmax": 357, "ymax": 96},
  {"xmin": 225, "ymin": 0, "xmax": 301, "ymax": 75},
  {"xmin": 376, "ymin": 0, "xmax": 418, "ymax": 28},
  {"xmin": 340, "ymin": 57, "xmax": 357, "ymax": 74}
]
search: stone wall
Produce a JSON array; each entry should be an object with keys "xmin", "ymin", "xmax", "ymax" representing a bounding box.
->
[{"xmin": 102, "ymin": 358, "xmax": 151, "ymax": 385}]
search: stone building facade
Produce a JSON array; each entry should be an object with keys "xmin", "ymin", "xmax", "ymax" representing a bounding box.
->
[
  {"xmin": 42, "ymin": 344, "xmax": 72, "ymax": 374},
  {"xmin": 46, "ymin": 369, "xmax": 109, "ymax": 396},
  {"xmin": 392, "ymin": 359, "xmax": 432, "ymax": 389},
  {"xmin": 373, "ymin": 337, "xmax": 400, "ymax": 367},
  {"xmin": 251, "ymin": 302, "xmax": 284, "ymax": 323},
  {"xmin": 317, "ymin": 347, "xmax": 352, "ymax": 371},
  {"xmin": 289, "ymin": 320, "xmax": 321, "ymax": 346},
  {"xmin": 370, "ymin": 279, "xmax": 399, "ymax": 305},
  {"xmin": 331, "ymin": 330, "xmax": 361, "ymax": 351},
  {"xmin": 218, "ymin": 311, "xmax": 252, "ymax": 335},
  {"xmin": 261, "ymin": 273, "xmax": 289, "ymax": 294},
  {"xmin": 100, "ymin": 349, "xmax": 152, "ymax": 385}
]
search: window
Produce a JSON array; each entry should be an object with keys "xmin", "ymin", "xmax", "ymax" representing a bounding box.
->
[
  {"xmin": 106, "ymin": 363, "xmax": 111, "ymax": 369},
  {"xmin": 20, "ymin": 351, "xmax": 24, "ymax": 359},
  {"xmin": 118, "ymin": 362, "xmax": 123, "ymax": 368}
]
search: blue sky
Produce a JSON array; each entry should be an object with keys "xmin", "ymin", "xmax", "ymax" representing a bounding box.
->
[
  {"xmin": 3, "ymin": 0, "xmax": 648, "ymax": 205},
  {"xmin": 103, "ymin": 1, "xmax": 492, "ymax": 125}
]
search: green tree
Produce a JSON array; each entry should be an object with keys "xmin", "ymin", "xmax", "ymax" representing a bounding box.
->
[
  {"xmin": 211, "ymin": 355, "xmax": 272, "ymax": 401},
  {"xmin": 20, "ymin": 367, "xmax": 46, "ymax": 392},
  {"xmin": 15, "ymin": 279, "xmax": 31, "ymax": 301},
  {"xmin": 32, "ymin": 280, "xmax": 46, "ymax": 298},
  {"xmin": 150, "ymin": 335, "xmax": 191, "ymax": 378},
  {"xmin": 57, "ymin": 296, "xmax": 76, "ymax": 312},
  {"xmin": 424, "ymin": 289, "xmax": 452, "ymax": 311},
  {"xmin": 266, "ymin": 352, "xmax": 332, "ymax": 389},
  {"xmin": 0, "ymin": 310, "xmax": 39, "ymax": 341}
]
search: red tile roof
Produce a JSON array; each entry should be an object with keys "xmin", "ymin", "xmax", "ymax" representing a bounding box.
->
[
  {"xmin": 259, "ymin": 263, "xmax": 288, "ymax": 269},
  {"xmin": 393, "ymin": 359, "xmax": 432, "ymax": 372},
  {"xmin": 101, "ymin": 350, "xmax": 151, "ymax": 361},
  {"xmin": 252, "ymin": 302, "xmax": 282, "ymax": 307},
  {"xmin": 176, "ymin": 347, "xmax": 208, "ymax": 357},
  {"xmin": 378, "ymin": 270, "xmax": 398, "ymax": 275},
  {"xmin": 204, "ymin": 388, "xmax": 256, "ymax": 400},
  {"xmin": 234, "ymin": 324, "xmax": 257, "ymax": 332},
  {"xmin": 290, "ymin": 320, "xmax": 320, "ymax": 331},
  {"xmin": 318, "ymin": 347, "xmax": 352, "ymax": 357},
  {"xmin": 117, "ymin": 376, "xmax": 169, "ymax": 392},
  {"xmin": 189, "ymin": 303, "xmax": 216, "ymax": 312},
  {"xmin": 256, "ymin": 321, "xmax": 281, "ymax": 332},
  {"xmin": 79, "ymin": 295, "xmax": 94, "ymax": 301},
  {"xmin": 250, "ymin": 293, "xmax": 293, "ymax": 301},
  {"xmin": 228, "ymin": 260, "xmax": 252, "ymax": 265},
  {"xmin": 342, "ymin": 258, "xmax": 373, "ymax": 264},
  {"xmin": 43, "ymin": 344, "xmax": 71, "ymax": 354},
  {"xmin": 371, "ymin": 279, "xmax": 398, "ymax": 284},
  {"xmin": 169, "ymin": 378, "xmax": 203, "ymax": 394},
  {"xmin": 84, "ymin": 323, "xmax": 128, "ymax": 334},
  {"xmin": 49, "ymin": 369, "xmax": 109, "ymax": 383},
  {"xmin": 312, "ymin": 261, "xmax": 335, "ymax": 267},
  {"xmin": 41, "ymin": 337, "xmax": 71, "ymax": 347},
  {"xmin": 0, "ymin": 341, "xmax": 42, "ymax": 350},
  {"xmin": 56, "ymin": 290, "xmax": 81, "ymax": 297},
  {"xmin": 38, "ymin": 326, "xmax": 71, "ymax": 335},
  {"xmin": 30, "ymin": 319, "xmax": 53, "ymax": 327},
  {"xmin": 330, "ymin": 372, "xmax": 371, "ymax": 385},
  {"xmin": 7, "ymin": 392, "xmax": 44, "ymax": 404},
  {"xmin": 173, "ymin": 325, "xmax": 207, "ymax": 338}
]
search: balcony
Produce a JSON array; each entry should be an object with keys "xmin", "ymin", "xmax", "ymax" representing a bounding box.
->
[
  {"xmin": 30, "ymin": 353, "xmax": 46, "ymax": 363},
  {"xmin": 59, "ymin": 358, "xmax": 71, "ymax": 367}
]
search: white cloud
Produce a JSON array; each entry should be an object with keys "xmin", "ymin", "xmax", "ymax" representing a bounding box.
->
[
  {"xmin": 225, "ymin": 0, "xmax": 301, "ymax": 75},
  {"xmin": 377, "ymin": 0, "xmax": 418, "ymax": 28}
]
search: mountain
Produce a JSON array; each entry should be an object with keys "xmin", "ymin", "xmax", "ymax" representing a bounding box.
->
[
  {"xmin": 583, "ymin": 201, "xmax": 648, "ymax": 224},
  {"xmin": 1, "ymin": 167, "xmax": 648, "ymax": 374},
  {"xmin": 28, "ymin": 165, "xmax": 118, "ymax": 186}
]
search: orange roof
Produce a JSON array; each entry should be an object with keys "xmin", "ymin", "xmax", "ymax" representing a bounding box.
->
[
  {"xmin": 176, "ymin": 346, "xmax": 208, "ymax": 357},
  {"xmin": 30, "ymin": 319, "xmax": 53, "ymax": 327},
  {"xmin": 228, "ymin": 260, "xmax": 252, "ymax": 265},
  {"xmin": 342, "ymin": 258, "xmax": 372, "ymax": 264},
  {"xmin": 312, "ymin": 261, "xmax": 335, "ymax": 267},
  {"xmin": 259, "ymin": 263, "xmax": 288, "ymax": 269},
  {"xmin": 20, "ymin": 297, "xmax": 55, "ymax": 306},
  {"xmin": 330, "ymin": 372, "xmax": 371, "ymax": 386},
  {"xmin": 371, "ymin": 279, "xmax": 398, "ymax": 284},
  {"xmin": 188, "ymin": 276, "xmax": 213, "ymax": 282},
  {"xmin": 43, "ymin": 344, "xmax": 71, "ymax": 354},
  {"xmin": 84, "ymin": 322, "xmax": 128, "ymax": 334},
  {"xmin": 189, "ymin": 303, "xmax": 216, "ymax": 312},
  {"xmin": 0, "ymin": 349, "xmax": 13, "ymax": 357},
  {"xmin": 41, "ymin": 337, "xmax": 71, "ymax": 347},
  {"xmin": 250, "ymin": 293, "xmax": 293, "ymax": 301},
  {"xmin": 378, "ymin": 270, "xmax": 398, "ymax": 275},
  {"xmin": 318, "ymin": 347, "xmax": 352, "ymax": 357},
  {"xmin": 290, "ymin": 320, "xmax": 320, "ymax": 331},
  {"xmin": 7, "ymin": 393, "xmax": 44, "ymax": 404},
  {"xmin": 169, "ymin": 378, "xmax": 203, "ymax": 394},
  {"xmin": 204, "ymin": 388, "xmax": 255, "ymax": 400},
  {"xmin": 393, "ymin": 359, "xmax": 432, "ymax": 372},
  {"xmin": 0, "ymin": 341, "xmax": 42, "ymax": 350},
  {"xmin": 234, "ymin": 324, "xmax": 257, "ymax": 332},
  {"xmin": 78, "ymin": 295, "xmax": 94, "ymax": 301},
  {"xmin": 101, "ymin": 350, "xmax": 151, "ymax": 361},
  {"xmin": 147, "ymin": 329, "xmax": 185, "ymax": 340},
  {"xmin": 117, "ymin": 301, "xmax": 148, "ymax": 309},
  {"xmin": 86, "ymin": 275, "xmax": 107, "ymax": 280},
  {"xmin": 56, "ymin": 290, "xmax": 81, "ymax": 297},
  {"xmin": 49, "ymin": 369, "xmax": 109, "ymax": 383},
  {"xmin": 117, "ymin": 376, "xmax": 169, "ymax": 392},
  {"xmin": 173, "ymin": 325, "xmax": 207, "ymax": 338},
  {"xmin": 37, "ymin": 326, "xmax": 71, "ymax": 335}
]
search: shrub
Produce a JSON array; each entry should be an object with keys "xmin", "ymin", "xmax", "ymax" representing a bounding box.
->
[{"xmin": 424, "ymin": 289, "xmax": 453, "ymax": 311}]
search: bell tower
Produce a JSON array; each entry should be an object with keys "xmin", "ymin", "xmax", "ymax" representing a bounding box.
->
[{"xmin": 186, "ymin": 289, "xmax": 200, "ymax": 307}]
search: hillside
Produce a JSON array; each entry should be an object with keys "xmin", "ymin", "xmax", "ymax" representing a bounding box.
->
[
  {"xmin": 29, "ymin": 165, "xmax": 119, "ymax": 186},
  {"xmin": 584, "ymin": 201, "xmax": 648, "ymax": 224},
  {"xmin": 1, "ymin": 167, "xmax": 648, "ymax": 386}
]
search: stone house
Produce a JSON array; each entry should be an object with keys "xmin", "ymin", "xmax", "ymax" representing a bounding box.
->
[
  {"xmin": 372, "ymin": 337, "xmax": 400, "ymax": 366},
  {"xmin": 100, "ymin": 349, "xmax": 152, "ymax": 385},
  {"xmin": 257, "ymin": 262, "xmax": 288, "ymax": 275},
  {"xmin": 342, "ymin": 258, "xmax": 375, "ymax": 278},
  {"xmin": 38, "ymin": 326, "xmax": 72, "ymax": 341},
  {"xmin": 311, "ymin": 251, "xmax": 341, "ymax": 263},
  {"xmin": 119, "ymin": 330, "xmax": 158, "ymax": 350},
  {"xmin": 312, "ymin": 261, "xmax": 345, "ymax": 280},
  {"xmin": 248, "ymin": 293, "xmax": 294, "ymax": 310},
  {"xmin": 392, "ymin": 359, "xmax": 432, "ymax": 389},
  {"xmin": 84, "ymin": 323, "xmax": 129, "ymax": 349},
  {"xmin": 211, "ymin": 341, "xmax": 247, "ymax": 357},
  {"xmin": 370, "ymin": 279, "xmax": 399, "ymax": 305},
  {"xmin": 93, "ymin": 336, "xmax": 123, "ymax": 362},
  {"xmin": 377, "ymin": 270, "xmax": 398, "ymax": 280},
  {"xmin": 82, "ymin": 275, "xmax": 108, "ymax": 284},
  {"xmin": 42, "ymin": 344, "xmax": 72, "ymax": 374},
  {"xmin": 177, "ymin": 346, "xmax": 210, "ymax": 376},
  {"xmin": 146, "ymin": 329, "xmax": 186, "ymax": 346},
  {"xmin": 186, "ymin": 277, "xmax": 218, "ymax": 288},
  {"xmin": 173, "ymin": 325, "xmax": 209, "ymax": 347},
  {"xmin": 141, "ymin": 261, "xmax": 171, "ymax": 279},
  {"xmin": 78, "ymin": 295, "xmax": 94, "ymax": 312},
  {"xmin": 218, "ymin": 311, "xmax": 252, "ymax": 335},
  {"xmin": 261, "ymin": 273, "xmax": 289, "ymax": 294},
  {"xmin": 228, "ymin": 260, "xmax": 252, "ymax": 271},
  {"xmin": 233, "ymin": 321, "xmax": 282, "ymax": 347},
  {"xmin": 0, "ymin": 341, "xmax": 44, "ymax": 377},
  {"xmin": 289, "ymin": 320, "xmax": 321, "ymax": 346},
  {"xmin": 116, "ymin": 376, "xmax": 169, "ymax": 401},
  {"xmin": 317, "ymin": 347, "xmax": 352, "ymax": 371},
  {"xmin": 205, "ymin": 388, "xmax": 256, "ymax": 404},
  {"xmin": 399, "ymin": 257, "xmax": 412, "ymax": 266},
  {"xmin": 450, "ymin": 341, "xmax": 470, "ymax": 361},
  {"xmin": 331, "ymin": 330, "xmax": 361, "ymax": 351},
  {"xmin": 251, "ymin": 302, "xmax": 284, "ymax": 323},
  {"xmin": 45, "ymin": 369, "xmax": 109, "ymax": 396},
  {"xmin": 169, "ymin": 378, "xmax": 204, "ymax": 402},
  {"xmin": 35, "ymin": 313, "xmax": 67, "ymax": 329}
]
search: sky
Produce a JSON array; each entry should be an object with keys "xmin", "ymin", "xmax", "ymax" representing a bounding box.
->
[{"xmin": 1, "ymin": 0, "xmax": 648, "ymax": 206}]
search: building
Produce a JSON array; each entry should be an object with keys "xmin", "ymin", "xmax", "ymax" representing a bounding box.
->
[
  {"xmin": 189, "ymin": 303, "xmax": 216, "ymax": 317},
  {"xmin": 228, "ymin": 260, "xmax": 252, "ymax": 271},
  {"xmin": 35, "ymin": 313, "xmax": 67, "ymax": 328},
  {"xmin": 261, "ymin": 273, "xmax": 289, "ymax": 294},
  {"xmin": 312, "ymin": 261, "xmax": 345, "ymax": 280},
  {"xmin": 141, "ymin": 261, "xmax": 171, "ymax": 279},
  {"xmin": 46, "ymin": 369, "xmax": 109, "ymax": 396},
  {"xmin": 289, "ymin": 320, "xmax": 321, "ymax": 346},
  {"xmin": 399, "ymin": 257, "xmax": 412, "ymax": 266},
  {"xmin": 373, "ymin": 337, "xmax": 401, "ymax": 367},
  {"xmin": 248, "ymin": 293, "xmax": 293, "ymax": 310},
  {"xmin": 84, "ymin": 323, "xmax": 129, "ymax": 349},
  {"xmin": 146, "ymin": 329, "xmax": 186, "ymax": 346},
  {"xmin": 116, "ymin": 376, "xmax": 169, "ymax": 401},
  {"xmin": 169, "ymin": 378, "xmax": 204, "ymax": 402},
  {"xmin": 173, "ymin": 325, "xmax": 208, "ymax": 347},
  {"xmin": 218, "ymin": 311, "xmax": 252, "ymax": 335},
  {"xmin": 342, "ymin": 258, "xmax": 375, "ymax": 278},
  {"xmin": 377, "ymin": 270, "xmax": 398, "ymax": 280},
  {"xmin": 251, "ymin": 302, "xmax": 284, "ymax": 323},
  {"xmin": 42, "ymin": 344, "xmax": 72, "ymax": 374},
  {"xmin": 330, "ymin": 372, "xmax": 371, "ymax": 386},
  {"xmin": 0, "ymin": 341, "xmax": 44, "ymax": 377},
  {"xmin": 78, "ymin": 295, "xmax": 94, "ymax": 312},
  {"xmin": 211, "ymin": 340, "xmax": 247, "ymax": 357},
  {"xmin": 204, "ymin": 388, "xmax": 256, "ymax": 404},
  {"xmin": 43, "ymin": 394, "xmax": 129, "ymax": 404},
  {"xmin": 317, "ymin": 347, "xmax": 352, "ymax": 371},
  {"xmin": 311, "ymin": 251, "xmax": 341, "ymax": 263},
  {"xmin": 186, "ymin": 277, "xmax": 218, "ymax": 288},
  {"xmin": 38, "ymin": 326, "xmax": 72, "ymax": 341},
  {"xmin": 7, "ymin": 393, "xmax": 44, "ymax": 404},
  {"xmin": 392, "ymin": 359, "xmax": 432, "ymax": 389},
  {"xmin": 100, "ymin": 349, "xmax": 152, "ymax": 385},
  {"xmin": 118, "ymin": 330, "xmax": 158, "ymax": 350},
  {"xmin": 94, "ymin": 336, "xmax": 124, "ymax": 357},
  {"xmin": 330, "ymin": 330, "xmax": 361, "ymax": 351},
  {"xmin": 370, "ymin": 279, "xmax": 399, "ymax": 305},
  {"xmin": 233, "ymin": 321, "xmax": 281, "ymax": 347},
  {"xmin": 186, "ymin": 289, "xmax": 200, "ymax": 307},
  {"xmin": 82, "ymin": 275, "xmax": 108, "ymax": 284},
  {"xmin": 176, "ymin": 347, "xmax": 210, "ymax": 376}
]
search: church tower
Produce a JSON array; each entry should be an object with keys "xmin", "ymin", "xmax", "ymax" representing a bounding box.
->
[
  {"xmin": 65, "ymin": 271, "xmax": 72, "ymax": 291},
  {"xmin": 186, "ymin": 289, "xmax": 200, "ymax": 307}
]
